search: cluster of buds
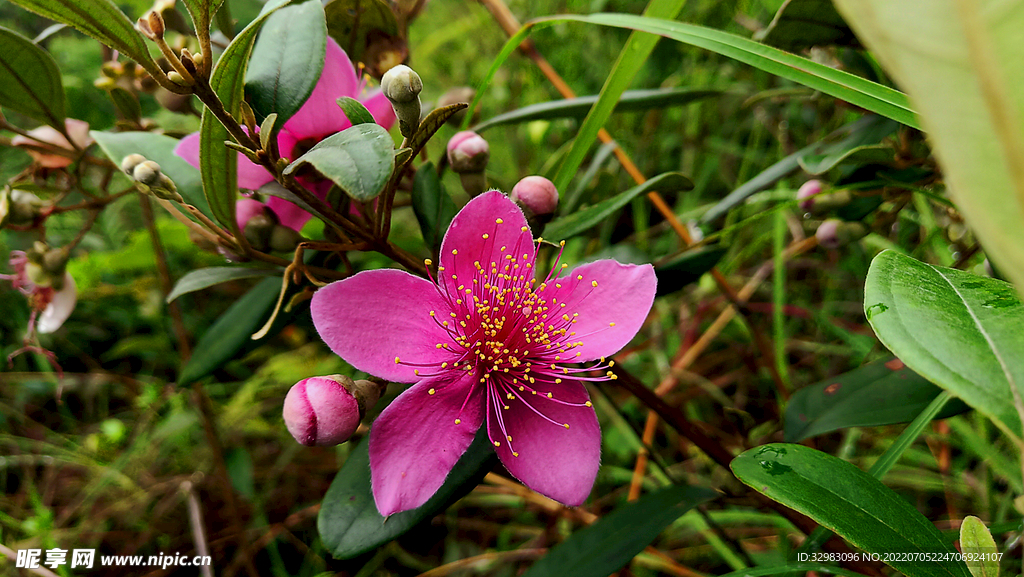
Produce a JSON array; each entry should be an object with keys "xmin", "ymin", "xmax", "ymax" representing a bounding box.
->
[
  {"xmin": 381, "ymin": 64, "xmax": 422, "ymax": 139},
  {"xmin": 237, "ymin": 199, "xmax": 303, "ymax": 253},
  {"xmin": 447, "ymin": 131, "xmax": 489, "ymax": 197},
  {"xmin": 121, "ymin": 154, "xmax": 183, "ymax": 203},
  {"xmin": 795, "ymin": 179, "xmax": 867, "ymax": 249},
  {"xmin": 0, "ymin": 188, "xmax": 44, "ymax": 229},
  {"xmin": 283, "ymin": 375, "xmax": 387, "ymax": 446}
]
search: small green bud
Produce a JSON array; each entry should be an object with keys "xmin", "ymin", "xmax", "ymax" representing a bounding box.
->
[
  {"xmin": 243, "ymin": 211, "xmax": 276, "ymax": 251},
  {"xmin": 269, "ymin": 225, "xmax": 302, "ymax": 252},
  {"xmin": 133, "ymin": 160, "xmax": 162, "ymax": 186},
  {"xmin": 381, "ymin": 64, "xmax": 422, "ymax": 138},
  {"xmin": 121, "ymin": 153, "xmax": 148, "ymax": 175}
]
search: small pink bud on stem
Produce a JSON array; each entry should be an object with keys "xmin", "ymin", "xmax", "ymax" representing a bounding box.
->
[
  {"xmin": 447, "ymin": 131, "xmax": 490, "ymax": 197},
  {"xmin": 510, "ymin": 176, "xmax": 559, "ymax": 221},
  {"xmin": 283, "ymin": 375, "xmax": 387, "ymax": 446},
  {"xmin": 816, "ymin": 218, "xmax": 868, "ymax": 249}
]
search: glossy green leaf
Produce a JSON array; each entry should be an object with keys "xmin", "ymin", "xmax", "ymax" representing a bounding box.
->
[
  {"xmin": 785, "ymin": 357, "xmax": 970, "ymax": 442},
  {"xmin": 4, "ymin": 0, "xmax": 159, "ymax": 74},
  {"xmin": 245, "ymin": 0, "xmax": 326, "ymax": 125},
  {"xmin": 530, "ymin": 14, "xmax": 918, "ymax": 130},
  {"xmin": 180, "ymin": 0, "xmax": 227, "ymax": 43},
  {"xmin": 166, "ymin": 266, "xmax": 279, "ymax": 303},
  {"xmin": 543, "ymin": 172, "xmax": 693, "ymax": 240},
  {"xmin": 521, "ymin": 484, "xmax": 717, "ymax": 577},
  {"xmin": 283, "ymin": 123, "xmax": 394, "ymax": 201},
  {"xmin": 550, "ymin": 0, "xmax": 688, "ymax": 194},
  {"xmin": 702, "ymin": 116, "xmax": 896, "ymax": 223},
  {"xmin": 90, "ymin": 130, "xmax": 213, "ymax": 219},
  {"xmin": 178, "ymin": 277, "xmax": 281, "ymax": 385},
  {"xmin": 756, "ymin": 0, "xmax": 856, "ymax": 51},
  {"xmin": 411, "ymin": 162, "xmax": 456, "ymax": 251},
  {"xmin": 200, "ymin": 0, "xmax": 290, "ymax": 234},
  {"xmin": 864, "ymin": 250, "xmax": 1024, "ymax": 445},
  {"xmin": 960, "ymin": 516, "xmax": 1000, "ymax": 577},
  {"xmin": 319, "ymin": 428, "xmax": 496, "ymax": 559},
  {"xmin": 833, "ymin": 0, "xmax": 1024, "ymax": 298},
  {"xmin": 0, "ymin": 27, "xmax": 65, "ymax": 128},
  {"xmin": 337, "ymin": 96, "xmax": 374, "ymax": 126},
  {"xmin": 472, "ymin": 87, "xmax": 722, "ymax": 133},
  {"xmin": 732, "ymin": 444, "xmax": 970, "ymax": 577},
  {"xmin": 654, "ymin": 246, "xmax": 727, "ymax": 297}
]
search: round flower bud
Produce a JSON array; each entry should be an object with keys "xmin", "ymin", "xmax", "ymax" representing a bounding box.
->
[
  {"xmin": 5, "ymin": 190, "xmax": 43, "ymax": 227},
  {"xmin": 511, "ymin": 176, "xmax": 559, "ymax": 217},
  {"xmin": 283, "ymin": 375, "xmax": 385, "ymax": 446},
  {"xmin": 816, "ymin": 218, "xmax": 867, "ymax": 249},
  {"xmin": 447, "ymin": 131, "xmax": 489, "ymax": 173},
  {"xmin": 381, "ymin": 64, "xmax": 422, "ymax": 138},
  {"xmin": 132, "ymin": 160, "xmax": 163, "ymax": 186},
  {"xmin": 243, "ymin": 211, "xmax": 276, "ymax": 252},
  {"xmin": 797, "ymin": 179, "xmax": 823, "ymax": 211},
  {"xmin": 121, "ymin": 153, "xmax": 148, "ymax": 175},
  {"xmin": 269, "ymin": 224, "xmax": 302, "ymax": 252}
]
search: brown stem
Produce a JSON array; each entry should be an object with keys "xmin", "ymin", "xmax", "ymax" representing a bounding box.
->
[{"xmin": 140, "ymin": 194, "xmax": 192, "ymax": 361}]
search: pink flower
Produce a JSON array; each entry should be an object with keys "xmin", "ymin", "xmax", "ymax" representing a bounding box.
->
[
  {"xmin": 2, "ymin": 251, "xmax": 77, "ymax": 334},
  {"xmin": 175, "ymin": 38, "xmax": 396, "ymax": 231},
  {"xmin": 12, "ymin": 119, "xmax": 93, "ymax": 168},
  {"xmin": 310, "ymin": 191, "xmax": 657, "ymax": 515}
]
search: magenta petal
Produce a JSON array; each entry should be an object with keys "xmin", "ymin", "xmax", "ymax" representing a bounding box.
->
[
  {"xmin": 311, "ymin": 269, "xmax": 453, "ymax": 382},
  {"xmin": 174, "ymin": 132, "xmax": 274, "ymax": 190},
  {"xmin": 236, "ymin": 198, "xmax": 267, "ymax": 230},
  {"xmin": 540, "ymin": 260, "xmax": 656, "ymax": 362},
  {"xmin": 369, "ymin": 371, "xmax": 484, "ymax": 516},
  {"xmin": 266, "ymin": 194, "xmax": 312, "ymax": 231},
  {"xmin": 360, "ymin": 89, "xmax": 396, "ymax": 130},
  {"xmin": 488, "ymin": 378, "xmax": 600, "ymax": 506},
  {"xmin": 174, "ymin": 132, "xmax": 201, "ymax": 169},
  {"xmin": 283, "ymin": 38, "xmax": 357, "ymax": 140},
  {"xmin": 438, "ymin": 190, "xmax": 535, "ymax": 298}
]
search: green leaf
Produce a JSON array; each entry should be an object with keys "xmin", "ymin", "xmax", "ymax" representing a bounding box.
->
[
  {"xmin": 550, "ymin": 0, "xmax": 688, "ymax": 194},
  {"xmin": 178, "ymin": 277, "xmax": 282, "ymax": 385},
  {"xmin": 90, "ymin": 130, "xmax": 213, "ymax": 219},
  {"xmin": 799, "ymin": 144, "xmax": 895, "ymax": 176},
  {"xmin": 472, "ymin": 87, "xmax": 722, "ymax": 133},
  {"xmin": 731, "ymin": 444, "xmax": 970, "ymax": 577},
  {"xmin": 833, "ymin": 0, "xmax": 1024, "ymax": 298},
  {"xmin": 716, "ymin": 563, "xmax": 876, "ymax": 577},
  {"xmin": 864, "ymin": 250, "xmax": 1024, "ymax": 445},
  {"xmin": 785, "ymin": 357, "xmax": 970, "ymax": 442},
  {"xmin": 702, "ymin": 115, "xmax": 896, "ymax": 223},
  {"xmin": 654, "ymin": 246, "xmax": 727, "ymax": 297},
  {"xmin": 319, "ymin": 427, "xmax": 497, "ymax": 559},
  {"xmin": 336, "ymin": 96, "xmax": 375, "ymax": 126},
  {"xmin": 530, "ymin": 14, "xmax": 918, "ymax": 131},
  {"xmin": 108, "ymin": 86, "xmax": 141, "ymax": 123},
  {"xmin": 520, "ymin": 484, "xmax": 717, "ymax": 577},
  {"xmin": 0, "ymin": 26, "xmax": 65, "ymax": 129},
  {"xmin": 283, "ymin": 123, "xmax": 394, "ymax": 202},
  {"xmin": 756, "ymin": 0, "xmax": 856, "ymax": 51},
  {"xmin": 324, "ymin": 0, "xmax": 398, "ymax": 65},
  {"xmin": 4, "ymin": 0, "xmax": 159, "ymax": 75},
  {"xmin": 960, "ymin": 516, "xmax": 1000, "ymax": 577},
  {"xmin": 166, "ymin": 266, "xmax": 279, "ymax": 303},
  {"xmin": 245, "ymin": 0, "xmax": 326, "ymax": 125},
  {"xmin": 180, "ymin": 0, "xmax": 227, "ymax": 44},
  {"xmin": 200, "ymin": 0, "xmax": 290, "ymax": 234},
  {"xmin": 543, "ymin": 172, "xmax": 693, "ymax": 240},
  {"xmin": 410, "ymin": 162, "xmax": 456, "ymax": 251}
]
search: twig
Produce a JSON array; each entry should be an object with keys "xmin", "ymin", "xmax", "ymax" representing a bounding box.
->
[
  {"xmin": 140, "ymin": 194, "xmax": 192, "ymax": 361},
  {"xmin": 182, "ymin": 480, "xmax": 214, "ymax": 577}
]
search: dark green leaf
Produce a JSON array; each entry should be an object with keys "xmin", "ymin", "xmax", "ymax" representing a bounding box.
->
[
  {"xmin": 544, "ymin": 172, "xmax": 693, "ymax": 240},
  {"xmin": 324, "ymin": 0, "xmax": 398, "ymax": 64},
  {"xmin": 166, "ymin": 266, "xmax": 279, "ymax": 303},
  {"xmin": 283, "ymin": 123, "xmax": 394, "ymax": 201},
  {"xmin": 756, "ymin": 0, "xmax": 857, "ymax": 51},
  {"xmin": 4, "ymin": 0, "xmax": 159, "ymax": 74},
  {"xmin": 702, "ymin": 116, "xmax": 896, "ymax": 223},
  {"xmin": 178, "ymin": 277, "xmax": 281, "ymax": 385},
  {"xmin": 717, "ymin": 563, "xmax": 877, "ymax": 577},
  {"xmin": 799, "ymin": 144, "xmax": 896, "ymax": 176},
  {"xmin": 521, "ymin": 484, "xmax": 717, "ymax": 577},
  {"xmin": 224, "ymin": 447, "xmax": 255, "ymax": 500},
  {"xmin": 109, "ymin": 86, "xmax": 141, "ymax": 123},
  {"xmin": 337, "ymin": 96, "xmax": 375, "ymax": 126},
  {"xmin": 245, "ymin": 0, "xmax": 326, "ymax": 125},
  {"xmin": 654, "ymin": 246, "xmax": 727, "ymax": 297},
  {"xmin": 865, "ymin": 250, "xmax": 1024, "ymax": 444},
  {"xmin": 90, "ymin": 130, "xmax": 213, "ymax": 219},
  {"xmin": 181, "ymin": 0, "xmax": 227, "ymax": 44},
  {"xmin": 959, "ymin": 516, "xmax": 1000, "ymax": 577},
  {"xmin": 785, "ymin": 358, "xmax": 970, "ymax": 442},
  {"xmin": 319, "ymin": 427, "xmax": 497, "ymax": 559},
  {"xmin": 472, "ymin": 87, "xmax": 722, "ymax": 133},
  {"xmin": 200, "ymin": 0, "xmax": 290, "ymax": 234},
  {"xmin": 408, "ymin": 103, "xmax": 467, "ymax": 160},
  {"xmin": 731, "ymin": 444, "xmax": 970, "ymax": 577},
  {"xmin": 411, "ymin": 162, "xmax": 456, "ymax": 251},
  {"xmin": 0, "ymin": 26, "xmax": 65, "ymax": 128}
]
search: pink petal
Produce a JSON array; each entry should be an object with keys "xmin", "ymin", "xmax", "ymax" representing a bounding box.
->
[
  {"xmin": 65, "ymin": 118, "xmax": 94, "ymax": 149},
  {"xmin": 37, "ymin": 273, "xmax": 76, "ymax": 333},
  {"xmin": 311, "ymin": 268, "xmax": 454, "ymax": 382},
  {"xmin": 174, "ymin": 132, "xmax": 274, "ymax": 190},
  {"xmin": 487, "ymin": 378, "xmax": 600, "ymax": 506},
  {"xmin": 369, "ymin": 371, "xmax": 484, "ymax": 516},
  {"xmin": 360, "ymin": 89, "xmax": 396, "ymax": 130},
  {"xmin": 538, "ymin": 260, "xmax": 656, "ymax": 362},
  {"xmin": 266, "ymin": 195, "xmax": 312, "ymax": 231},
  {"xmin": 282, "ymin": 38, "xmax": 358, "ymax": 141},
  {"xmin": 236, "ymin": 198, "xmax": 267, "ymax": 230},
  {"xmin": 438, "ymin": 190, "xmax": 534, "ymax": 299}
]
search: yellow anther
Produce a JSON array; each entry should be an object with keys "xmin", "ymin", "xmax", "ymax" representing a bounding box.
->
[
  {"xmin": 482, "ymin": 233, "xmax": 489, "ymax": 239},
  {"xmin": 496, "ymin": 218, "xmax": 503, "ymax": 224},
  {"xmin": 585, "ymin": 401, "xmax": 592, "ymax": 407},
  {"xmin": 547, "ymin": 392, "xmax": 553, "ymax": 398},
  {"xmin": 424, "ymin": 258, "xmax": 433, "ymax": 266},
  {"xmin": 555, "ymin": 378, "xmax": 562, "ymax": 384},
  {"xmin": 512, "ymin": 451, "xmax": 519, "ymax": 457},
  {"xmin": 428, "ymin": 388, "xmax": 435, "ymax": 395},
  {"xmin": 577, "ymin": 275, "xmax": 583, "ymax": 280},
  {"xmin": 521, "ymin": 226, "xmax": 528, "ymax": 231},
  {"xmin": 452, "ymin": 249, "xmax": 458, "ymax": 255},
  {"xmin": 506, "ymin": 435, "xmax": 512, "ymax": 442},
  {"xmin": 563, "ymin": 423, "xmax": 570, "ymax": 429},
  {"xmin": 493, "ymin": 441, "xmax": 500, "ymax": 447},
  {"xmin": 609, "ymin": 322, "xmax": 616, "ymax": 327},
  {"xmin": 394, "ymin": 356, "xmax": 400, "ymax": 363},
  {"xmin": 414, "ymin": 369, "xmax": 420, "ymax": 375},
  {"xmin": 455, "ymin": 418, "xmax": 461, "ymax": 424},
  {"xmin": 591, "ymin": 280, "xmax": 598, "ymax": 287}
]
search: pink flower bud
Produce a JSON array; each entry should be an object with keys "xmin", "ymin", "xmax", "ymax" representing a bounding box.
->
[
  {"xmin": 447, "ymin": 131, "xmax": 489, "ymax": 174},
  {"xmin": 283, "ymin": 375, "xmax": 385, "ymax": 446},
  {"xmin": 797, "ymin": 179, "xmax": 823, "ymax": 211},
  {"xmin": 816, "ymin": 218, "xmax": 867, "ymax": 249},
  {"xmin": 510, "ymin": 176, "xmax": 559, "ymax": 216}
]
